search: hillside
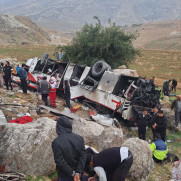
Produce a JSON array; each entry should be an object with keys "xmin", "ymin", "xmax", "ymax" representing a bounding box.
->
[
  {"xmin": 0, "ymin": 15, "xmax": 50, "ymax": 45},
  {"xmin": 0, "ymin": 0, "xmax": 180, "ymax": 32},
  {"xmin": 126, "ymin": 20, "xmax": 181, "ymax": 50}
]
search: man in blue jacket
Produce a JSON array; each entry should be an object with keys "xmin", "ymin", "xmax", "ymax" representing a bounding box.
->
[
  {"xmin": 52, "ymin": 116, "xmax": 86, "ymax": 181},
  {"xmin": 19, "ymin": 64, "xmax": 28, "ymax": 93}
]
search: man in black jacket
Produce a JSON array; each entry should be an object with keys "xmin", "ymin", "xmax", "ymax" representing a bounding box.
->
[
  {"xmin": 152, "ymin": 110, "xmax": 167, "ymax": 141},
  {"xmin": 86, "ymin": 147, "xmax": 133, "ymax": 181},
  {"xmin": 52, "ymin": 116, "xmax": 86, "ymax": 181},
  {"xmin": 3, "ymin": 61, "xmax": 13, "ymax": 90}
]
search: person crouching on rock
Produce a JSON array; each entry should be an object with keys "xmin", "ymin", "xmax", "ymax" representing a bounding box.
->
[
  {"xmin": 38, "ymin": 76, "xmax": 50, "ymax": 106},
  {"xmin": 86, "ymin": 147, "xmax": 133, "ymax": 181},
  {"xmin": 49, "ymin": 77, "xmax": 57, "ymax": 107},
  {"xmin": 52, "ymin": 116, "xmax": 86, "ymax": 181}
]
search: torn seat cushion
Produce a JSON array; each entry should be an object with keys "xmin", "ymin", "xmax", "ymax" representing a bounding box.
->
[{"xmin": 9, "ymin": 116, "xmax": 33, "ymax": 124}]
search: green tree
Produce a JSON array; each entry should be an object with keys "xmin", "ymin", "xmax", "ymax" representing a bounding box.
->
[{"xmin": 59, "ymin": 17, "xmax": 139, "ymax": 68}]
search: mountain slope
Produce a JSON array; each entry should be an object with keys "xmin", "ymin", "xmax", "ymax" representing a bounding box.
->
[
  {"xmin": 0, "ymin": 15, "xmax": 50, "ymax": 45},
  {"xmin": 0, "ymin": 0, "xmax": 180, "ymax": 32}
]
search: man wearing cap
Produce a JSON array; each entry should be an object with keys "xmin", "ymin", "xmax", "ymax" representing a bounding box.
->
[
  {"xmin": 152, "ymin": 110, "xmax": 167, "ymax": 141},
  {"xmin": 86, "ymin": 147, "xmax": 133, "ymax": 181},
  {"xmin": 19, "ymin": 64, "xmax": 28, "ymax": 93},
  {"xmin": 52, "ymin": 116, "xmax": 86, "ymax": 181},
  {"xmin": 171, "ymin": 95, "xmax": 181, "ymax": 130}
]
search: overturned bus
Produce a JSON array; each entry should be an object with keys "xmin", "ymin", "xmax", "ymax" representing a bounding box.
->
[{"xmin": 12, "ymin": 54, "xmax": 160, "ymax": 123}]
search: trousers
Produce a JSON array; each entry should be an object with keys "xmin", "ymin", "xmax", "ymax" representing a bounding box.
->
[
  {"xmin": 4, "ymin": 77, "xmax": 12, "ymax": 90},
  {"xmin": 108, "ymin": 151, "xmax": 133, "ymax": 181},
  {"xmin": 20, "ymin": 79, "xmax": 28, "ymax": 93},
  {"xmin": 175, "ymin": 111, "xmax": 181, "ymax": 127},
  {"xmin": 42, "ymin": 94, "xmax": 49, "ymax": 106}
]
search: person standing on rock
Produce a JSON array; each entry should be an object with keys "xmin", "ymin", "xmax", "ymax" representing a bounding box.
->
[
  {"xmin": 52, "ymin": 116, "xmax": 86, "ymax": 181},
  {"xmin": 0, "ymin": 63, "xmax": 4, "ymax": 87},
  {"xmin": 49, "ymin": 77, "xmax": 57, "ymax": 107},
  {"xmin": 19, "ymin": 64, "xmax": 28, "ymax": 94},
  {"xmin": 38, "ymin": 76, "xmax": 50, "ymax": 106},
  {"xmin": 64, "ymin": 79, "xmax": 71, "ymax": 109},
  {"xmin": 152, "ymin": 110, "xmax": 167, "ymax": 141},
  {"xmin": 86, "ymin": 147, "xmax": 133, "ymax": 181},
  {"xmin": 171, "ymin": 95, "xmax": 181, "ymax": 130},
  {"xmin": 3, "ymin": 61, "xmax": 13, "ymax": 90}
]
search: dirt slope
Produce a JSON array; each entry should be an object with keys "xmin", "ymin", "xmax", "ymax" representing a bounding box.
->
[{"xmin": 0, "ymin": 15, "xmax": 50, "ymax": 45}]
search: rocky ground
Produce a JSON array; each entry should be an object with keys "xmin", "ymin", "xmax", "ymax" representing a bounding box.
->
[{"xmin": 0, "ymin": 81, "xmax": 180, "ymax": 181}]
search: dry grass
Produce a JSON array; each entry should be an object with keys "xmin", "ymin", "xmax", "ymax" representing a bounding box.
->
[{"xmin": 129, "ymin": 49, "xmax": 181, "ymax": 89}]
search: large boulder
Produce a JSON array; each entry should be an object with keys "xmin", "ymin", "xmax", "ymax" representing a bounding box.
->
[
  {"xmin": 98, "ymin": 127, "xmax": 123, "ymax": 151},
  {"xmin": 162, "ymin": 108, "xmax": 175, "ymax": 130},
  {"xmin": 0, "ymin": 117, "xmax": 56, "ymax": 175},
  {"xmin": 122, "ymin": 138, "xmax": 154, "ymax": 181},
  {"xmin": 160, "ymin": 96, "xmax": 170, "ymax": 108},
  {"xmin": 72, "ymin": 118, "xmax": 123, "ymax": 151}
]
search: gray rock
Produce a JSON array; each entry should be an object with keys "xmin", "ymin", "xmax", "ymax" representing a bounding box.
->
[
  {"xmin": 122, "ymin": 138, "xmax": 154, "ymax": 181},
  {"xmin": 162, "ymin": 108, "xmax": 175, "ymax": 130},
  {"xmin": 0, "ymin": 117, "xmax": 56, "ymax": 175},
  {"xmin": 72, "ymin": 118, "xmax": 105, "ymax": 150},
  {"xmin": 98, "ymin": 127, "xmax": 123, "ymax": 151},
  {"xmin": 72, "ymin": 118, "xmax": 123, "ymax": 151}
]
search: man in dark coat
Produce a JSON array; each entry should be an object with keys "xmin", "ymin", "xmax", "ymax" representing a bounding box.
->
[
  {"xmin": 52, "ymin": 116, "xmax": 86, "ymax": 181},
  {"xmin": 136, "ymin": 110, "xmax": 151, "ymax": 140},
  {"xmin": 38, "ymin": 76, "xmax": 50, "ymax": 106},
  {"xmin": 64, "ymin": 80, "xmax": 71, "ymax": 109},
  {"xmin": 171, "ymin": 95, "xmax": 181, "ymax": 130},
  {"xmin": 3, "ymin": 61, "xmax": 13, "ymax": 90},
  {"xmin": 19, "ymin": 64, "xmax": 28, "ymax": 93},
  {"xmin": 86, "ymin": 147, "xmax": 133, "ymax": 181},
  {"xmin": 163, "ymin": 80, "xmax": 171, "ymax": 96},
  {"xmin": 170, "ymin": 79, "xmax": 177, "ymax": 92},
  {"xmin": 152, "ymin": 110, "xmax": 167, "ymax": 141}
]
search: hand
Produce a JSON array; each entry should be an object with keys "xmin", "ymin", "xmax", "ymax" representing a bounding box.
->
[
  {"xmin": 88, "ymin": 177, "xmax": 95, "ymax": 181},
  {"xmin": 74, "ymin": 174, "xmax": 80, "ymax": 181}
]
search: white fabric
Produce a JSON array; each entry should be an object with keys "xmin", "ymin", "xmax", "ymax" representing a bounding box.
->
[
  {"xmin": 94, "ymin": 167, "xmax": 107, "ymax": 181},
  {"xmin": 120, "ymin": 147, "xmax": 128, "ymax": 162}
]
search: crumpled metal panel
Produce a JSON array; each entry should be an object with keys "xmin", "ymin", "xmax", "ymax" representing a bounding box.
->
[{"xmin": 97, "ymin": 71, "xmax": 119, "ymax": 93}]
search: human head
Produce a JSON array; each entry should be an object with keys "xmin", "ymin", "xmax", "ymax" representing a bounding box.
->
[
  {"xmin": 154, "ymin": 133, "xmax": 161, "ymax": 140},
  {"xmin": 6, "ymin": 61, "xmax": 10, "ymax": 66},
  {"xmin": 157, "ymin": 110, "xmax": 164, "ymax": 117},
  {"xmin": 153, "ymin": 107, "xmax": 159, "ymax": 113},
  {"xmin": 169, "ymin": 80, "xmax": 171, "ymax": 83},
  {"xmin": 43, "ymin": 76, "xmax": 47, "ymax": 80},
  {"xmin": 1, "ymin": 63, "xmax": 3, "ymax": 67},
  {"xmin": 22, "ymin": 64, "xmax": 26, "ymax": 68},
  {"xmin": 178, "ymin": 95, "xmax": 181, "ymax": 101},
  {"xmin": 142, "ymin": 110, "xmax": 147, "ymax": 115},
  {"xmin": 56, "ymin": 116, "xmax": 72, "ymax": 135},
  {"xmin": 152, "ymin": 76, "xmax": 155, "ymax": 80},
  {"xmin": 17, "ymin": 64, "xmax": 19, "ymax": 67}
]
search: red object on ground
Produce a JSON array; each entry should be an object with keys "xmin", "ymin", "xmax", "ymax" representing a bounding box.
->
[
  {"xmin": 49, "ymin": 88, "xmax": 57, "ymax": 107},
  {"xmin": 9, "ymin": 116, "xmax": 33, "ymax": 124},
  {"xmin": 89, "ymin": 109, "xmax": 96, "ymax": 116}
]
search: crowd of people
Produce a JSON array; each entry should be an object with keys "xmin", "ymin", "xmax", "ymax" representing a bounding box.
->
[{"xmin": 0, "ymin": 61, "xmax": 180, "ymax": 181}]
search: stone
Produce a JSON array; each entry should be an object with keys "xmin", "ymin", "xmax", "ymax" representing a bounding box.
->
[
  {"xmin": 72, "ymin": 118, "xmax": 105, "ymax": 150},
  {"xmin": 160, "ymin": 96, "xmax": 171, "ymax": 108},
  {"xmin": 122, "ymin": 138, "xmax": 154, "ymax": 181},
  {"xmin": 162, "ymin": 108, "xmax": 175, "ymax": 130},
  {"xmin": 98, "ymin": 127, "xmax": 123, "ymax": 151},
  {"xmin": 72, "ymin": 118, "xmax": 123, "ymax": 151},
  {"xmin": 0, "ymin": 117, "xmax": 56, "ymax": 175}
]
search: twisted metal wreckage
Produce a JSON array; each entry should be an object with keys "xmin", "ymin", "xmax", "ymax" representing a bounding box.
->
[{"xmin": 12, "ymin": 54, "xmax": 161, "ymax": 124}]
